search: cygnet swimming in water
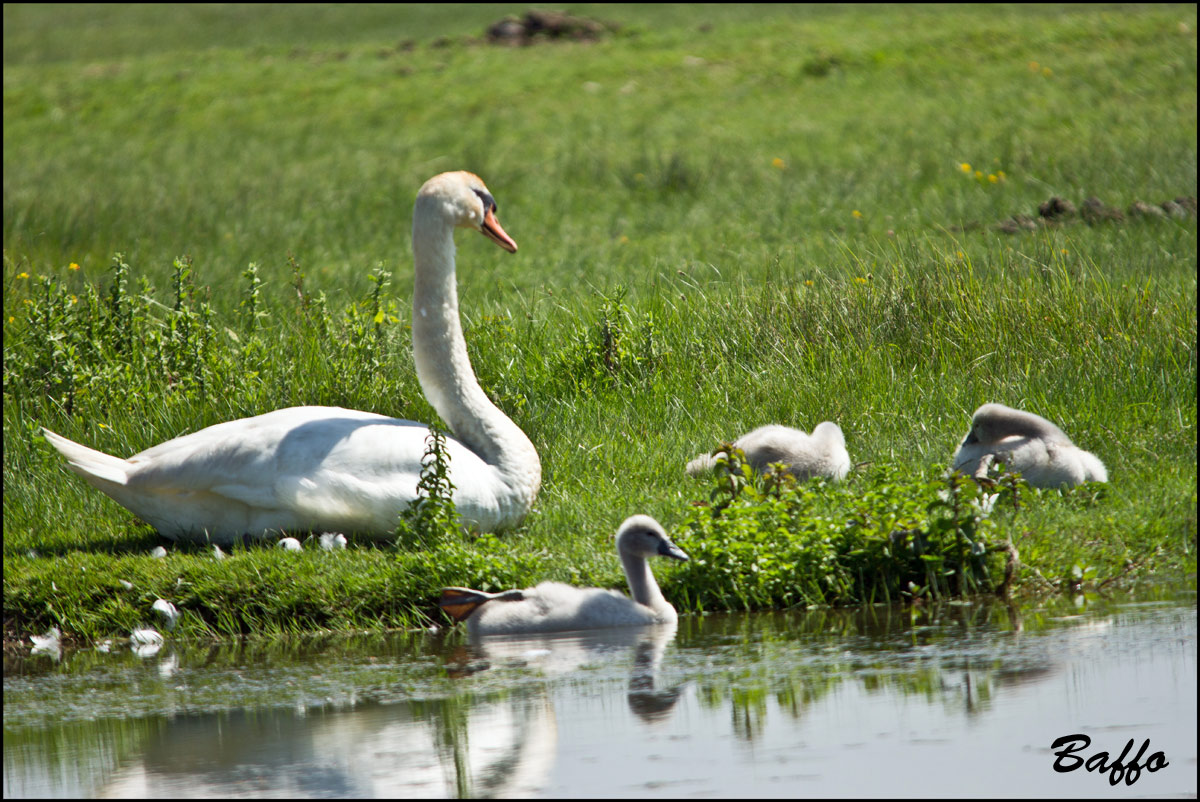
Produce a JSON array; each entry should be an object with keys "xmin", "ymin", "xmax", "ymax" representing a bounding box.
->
[{"xmin": 438, "ymin": 515, "xmax": 688, "ymax": 635}]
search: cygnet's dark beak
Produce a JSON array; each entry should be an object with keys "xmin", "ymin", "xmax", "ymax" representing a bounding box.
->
[
  {"xmin": 658, "ymin": 540, "xmax": 689, "ymax": 561},
  {"xmin": 963, "ymin": 429, "xmax": 980, "ymax": 446},
  {"xmin": 480, "ymin": 207, "xmax": 518, "ymax": 253}
]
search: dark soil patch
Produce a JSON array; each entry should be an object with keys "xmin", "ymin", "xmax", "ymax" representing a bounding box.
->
[
  {"xmin": 486, "ymin": 9, "xmax": 617, "ymax": 46},
  {"xmin": 993, "ymin": 194, "xmax": 1195, "ymax": 234}
]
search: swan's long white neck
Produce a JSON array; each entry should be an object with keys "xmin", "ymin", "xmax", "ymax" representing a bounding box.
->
[
  {"xmin": 621, "ymin": 549, "xmax": 670, "ymax": 612},
  {"xmin": 411, "ymin": 202, "xmax": 541, "ymax": 513}
]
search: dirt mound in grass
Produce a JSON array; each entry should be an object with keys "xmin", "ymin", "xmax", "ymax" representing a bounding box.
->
[
  {"xmin": 994, "ymin": 195, "xmax": 1195, "ymax": 234},
  {"xmin": 487, "ymin": 9, "xmax": 617, "ymax": 45}
]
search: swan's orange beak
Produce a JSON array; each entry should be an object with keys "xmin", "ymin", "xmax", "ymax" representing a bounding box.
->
[{"xmin": 480, "ymin": 208, "xmax": 518, "ymax": 253}]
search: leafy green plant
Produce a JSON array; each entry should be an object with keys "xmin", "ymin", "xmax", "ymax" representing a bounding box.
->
[
  {"xmin": 395, "ymin": 422, "xmax": 462, "ymax": 548},
  {"xmin": 559, "ymin": 288, "xmax": 665, "ymax": 391},
  {"xmin": 666, "ymin": 449, "xmax": 1016, "ymax": 611}
]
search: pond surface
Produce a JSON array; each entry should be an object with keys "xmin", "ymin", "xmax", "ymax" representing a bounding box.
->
[{"xmin": 5, "ymin": 584, "xmax": 1195, "ymax": 798}]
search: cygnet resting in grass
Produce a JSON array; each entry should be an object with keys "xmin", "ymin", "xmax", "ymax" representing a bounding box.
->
[
  {"xmin": 438, "ymin": 515, "xmax": 689, "ymax": 635},
  {"xmin": 951, "ymin": 402, "xmax": 1108, "ymax": 488},
  {"xmin": 686, "ymin": 422, "xmax": 851, "ymax": 481}
]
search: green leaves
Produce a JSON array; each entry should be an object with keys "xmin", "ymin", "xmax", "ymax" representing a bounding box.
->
[
  {"xmin": 557, "ymin": 288, "xmax": 665, "ymax": 392},
  {"xmin": 668, "ymin": 454, "xmax": 1015, "ymax": 610},
  {"xmin": 394, "ymin": 422, "xmax": 462, "ymax": 548}
]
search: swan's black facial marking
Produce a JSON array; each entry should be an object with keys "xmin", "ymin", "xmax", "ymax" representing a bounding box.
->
[{"xmin": 472, "ymin": 188, "xmax": 497, "ymax": 214}]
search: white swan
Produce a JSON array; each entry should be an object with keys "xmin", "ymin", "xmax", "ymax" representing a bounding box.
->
[
  {"xmin": 42, "ymin": 171, "xmax": 541, "ymax": 544},
  {"xmin": 439, "ymin": 515, "xmax": 689, "ymax": 635},
  {"xmin": 686, "ymin": 422, "xmax": 851, "ymax": 480},
  {"xmin": 951, "ymin": 402, "xmax": 1108, "ymax": 488}
]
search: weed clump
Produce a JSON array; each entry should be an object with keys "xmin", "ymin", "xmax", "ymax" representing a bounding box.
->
[
  {"xmin": 667, "ymin": 446, "xmax": 1019, "ymax": 611},
  {"xmin": 395, "ymin": 422, "xmax": 462, "ymax": 548},
  {"xmin": 557, "ymin": 288, "xmax": 665, "ymax": 391},
  {"xmin": 4, "ymin": 253, "xmax": 217, "ymax": 416}
]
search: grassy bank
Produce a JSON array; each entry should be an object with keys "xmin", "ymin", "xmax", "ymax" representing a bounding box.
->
[{"xmin": 4, "ymin": 4, "xmax": 1196, "ymax": 642}]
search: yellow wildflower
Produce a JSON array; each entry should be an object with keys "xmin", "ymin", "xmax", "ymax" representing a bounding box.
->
[
  {"xmin": 1042, "ymin": 67, "xmax": 1052, "ymax": 77},
  {"xmin": 852, "ymin": 209, "xmax": 863, "ymax": 219},
  {"xmin": 804, "ymin": 280, "xmax": 814, "ymax": 286},
  {"xmin": 957, "ymin": 251, "xmax": 964, "ymax": 259},
  {"xmin": 69, "ymin": 262, "xmax": 80, "ymax": 271},
  {"xmin": 17, "ymin": 272, "xmax": 29, "ymax": 279},
  {"xmin": 1061, "ymin": 249, "xmax": 1069, "ymax": 255},
  {"xmin": 988, "ymin": 174, "xmax": 998, "ymax": 183},
  {"xmin": 7, "ymin": 316, "xmax": 14, "ymax": 323},
  {"xmin": 974, "ymin": 170, "xmax": 983, "ymax": 179},
  {"xmin": 997, "ymin": 170, "xmax": 1006, "ymax": 181},
  {"xmin": 772, "ymin": 157, "xmax": 786, "ymax": 170},
  {"xmin": 1028, "ymin": 61, "xmax": 1039, "ymax": 71},
  {"xmin": 619, "ymin": 235, "xmax": 629, "ymax": 244},
  {"xmin": 959, "ymin": 162, "xmax": 971, "ymax": 173},
  {"xmin": 855, "ymin": 277, "xmax": 868, "ymax": 285}
]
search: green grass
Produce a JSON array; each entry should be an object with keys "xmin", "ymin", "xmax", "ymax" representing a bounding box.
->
[{"xmin": 4, "ymin": 4, "xmax": 1196, "ymax": 642}]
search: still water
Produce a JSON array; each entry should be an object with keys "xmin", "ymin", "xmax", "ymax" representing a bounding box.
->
[{"xmin": 5, "ymin": 586, "xmax": 1195, "ymax": 798}]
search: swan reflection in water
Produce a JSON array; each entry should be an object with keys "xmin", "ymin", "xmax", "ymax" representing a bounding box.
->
[
  {"xmin": 91, "ymin": 685, "xmax": 554, "ymax": 798},
  {"xmin": 88, "ymin": 624, "xmax": 680, "ymax": 798},
  {"xmin": 453, "ymin": 620, "xmax": 685, "ymax": 724}
]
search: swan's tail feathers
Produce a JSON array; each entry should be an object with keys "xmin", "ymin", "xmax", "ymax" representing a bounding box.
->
[
  {"xmin": 1080, "ymin": 452, "xmax": 1109, "ymax": 484},
  {"xmin": 438, "ymin": 587, "xmax": 492, "ymax": 623},
  {"xmin": 41, "ymin": 428, "xmax": 131, "ymax": 486}
]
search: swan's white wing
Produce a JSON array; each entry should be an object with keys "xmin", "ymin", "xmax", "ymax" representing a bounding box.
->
[
  {"xmin": 124, "ymin": 407, "xmax": 420, "ymax": 500},
  {"xmin": 114, "ymin": 406, "xmax": 502, "ymax": 536}
]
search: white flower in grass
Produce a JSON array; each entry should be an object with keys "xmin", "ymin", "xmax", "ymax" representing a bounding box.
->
[
  {"xmin": 278, "ymin": 537, "xmax": 303, "ymax": 552},
  {"xmin": 975, "ymin": 492, "xmax": 1000, "ymax": 515},
  {"xmin": 213, "ymin": 544, "xmax": 227, "ymax": 560},
  {"xmin": 150, "ymin": 546, "xmax": 167, "ymax": 558}
]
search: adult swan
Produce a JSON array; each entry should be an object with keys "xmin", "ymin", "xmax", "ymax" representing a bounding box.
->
[{"xmin": 42, "ymin": 171, "xmax": 542, "ymax": 544}]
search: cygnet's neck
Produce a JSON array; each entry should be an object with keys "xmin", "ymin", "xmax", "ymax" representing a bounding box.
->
[
  {"xmin": 410, "ymin": 206, "xmax": 541, "ymax": 499},
  {"xmin": 621, "ymin": 549, "xmax": 671, "ymax": 613}
]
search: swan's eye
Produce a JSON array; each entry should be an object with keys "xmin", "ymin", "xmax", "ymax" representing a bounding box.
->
[{"xmin": 472, "ymin": 188, "xmax": 497, "ymax": 213}]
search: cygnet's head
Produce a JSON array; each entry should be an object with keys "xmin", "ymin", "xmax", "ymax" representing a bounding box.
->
[
  {"xmin": 415, "ymin": 170, "xmax": 518, "ymax": 252},
  {"xmin": 615, "ymin": 515, "xmax": 689, "ymax": 562},
  {"xmin": 962, "ymin": 402, "xmax": 1069, "ymax": 446}
]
